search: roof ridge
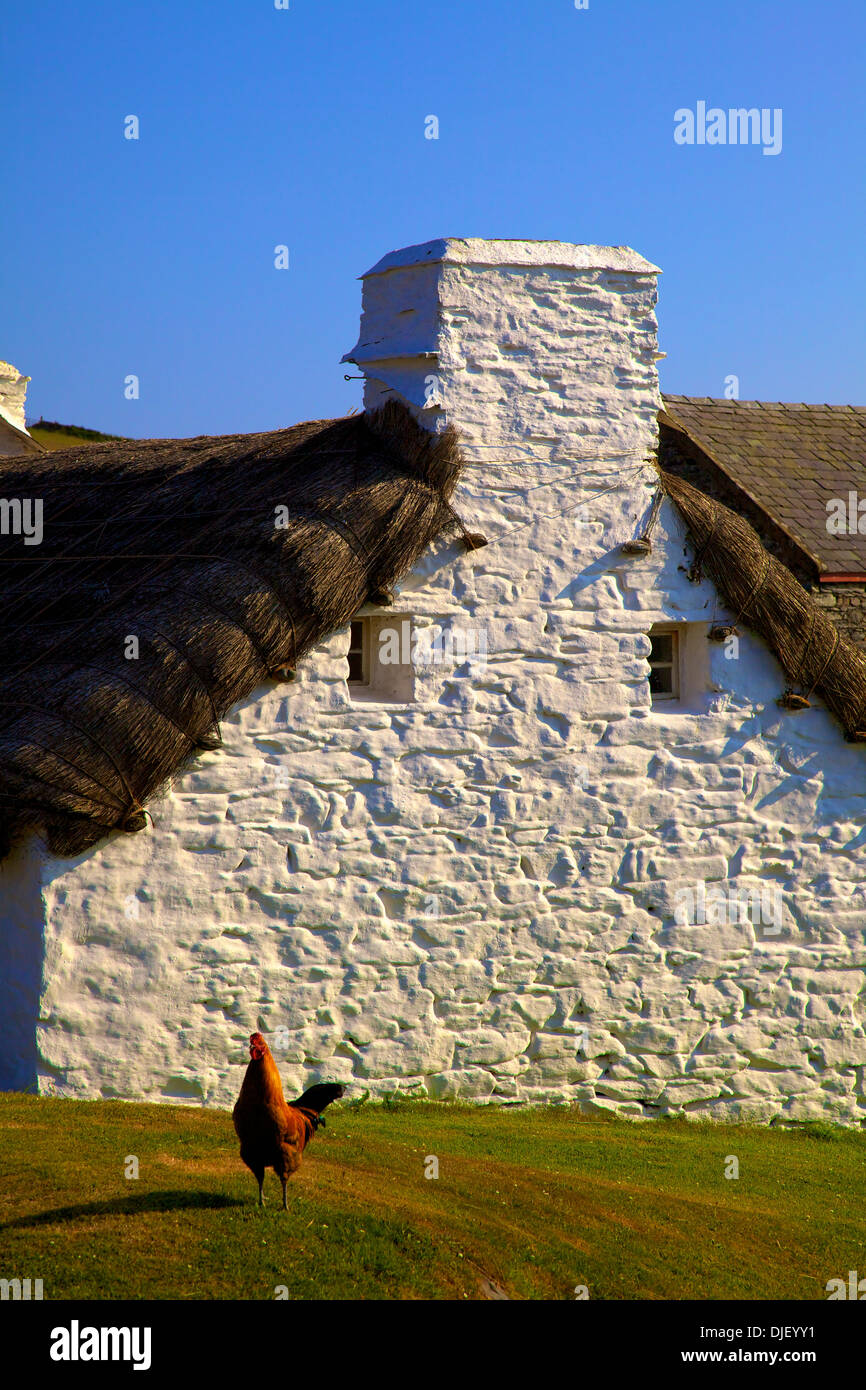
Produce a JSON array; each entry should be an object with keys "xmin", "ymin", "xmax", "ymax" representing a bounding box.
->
[{"xmin": 662, "ymin": 393, "xmax": 866, "ymax": 412}]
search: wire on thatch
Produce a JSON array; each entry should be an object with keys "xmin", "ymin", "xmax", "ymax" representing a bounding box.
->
[
  {"xmin": 659, "ymin": 469, "xmax": 866, "ymax": 740},
  {"xmin": 0, "ymin": 401, "xmax": 465, "ymax": 859}
]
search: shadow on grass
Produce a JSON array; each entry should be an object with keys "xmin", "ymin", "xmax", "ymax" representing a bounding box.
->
[{"xmin": 1, "ymin": 1189, "xmax": 243, "ymax": 1229}]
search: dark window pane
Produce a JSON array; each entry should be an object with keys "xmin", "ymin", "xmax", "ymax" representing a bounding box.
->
[
  {"xmin": 649, "ymin": 633, "xmax": 673, "ymax": 663},
  {"xmin": 649, "ymin": 665, "xmax": 672, "ymax": 695},
  {"xmin": 348, "ymin": 619, "xmax": 366, "ymax": 683}
]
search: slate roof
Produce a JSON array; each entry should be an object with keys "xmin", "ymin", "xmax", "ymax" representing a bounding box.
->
[{"xmin": 660, "ymin": 397, "xmax": 866, "ymax": 577}]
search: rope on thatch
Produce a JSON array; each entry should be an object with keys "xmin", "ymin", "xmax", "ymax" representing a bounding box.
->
[
  {"xmin": 151, "ymin": 630, "xmax": 222, "ymax": 738},
  {"xmin": 622, "ymin": 486, "xmax": 664, "ymax": 555},
  {"xmin": 0, "ymin": 400, "xmax": 467, "ymax": 859},
  {"xmin": 659, "ymin": 469, "xmax": 866, "ymax": 741}
]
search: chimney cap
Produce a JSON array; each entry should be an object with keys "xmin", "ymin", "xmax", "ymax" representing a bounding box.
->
[{"xmin": 360, "ymin": 238, "xmax": 661, "ymax": 278}]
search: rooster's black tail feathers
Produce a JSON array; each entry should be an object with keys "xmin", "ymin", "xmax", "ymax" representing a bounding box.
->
[{"xmin": 291, "ymin": 1082, "xmax": 345, "ymax": 1115}]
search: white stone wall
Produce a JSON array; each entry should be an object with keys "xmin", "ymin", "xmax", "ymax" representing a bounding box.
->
[
  {"xmin": 0, "ymin": 360, "xmax": 39, "ymax": 455},
  {"xmin": 11, "ymin": 241, "xmax": 866, "ymax": 1121}
]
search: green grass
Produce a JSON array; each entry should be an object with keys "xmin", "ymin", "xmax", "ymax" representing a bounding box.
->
[
  {"xmin": 28, "ymin": 421, "xmax": 128, "ymax": 450},
  {"xmin": 1, "ymin": 1093, "xmax": 863, "ymax": 1300}
]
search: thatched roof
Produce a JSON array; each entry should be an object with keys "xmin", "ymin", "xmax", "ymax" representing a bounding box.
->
[
  {"xmin": 659, "ymin": 469, "xmax": 866, "ymax": 741},
  {"xmin": 0, "ymin": 402, "xmax": 465, "ymax": 859},
  {"xmin": 3, "ymin": 388, "xmax": 861, "ymax": 863}
]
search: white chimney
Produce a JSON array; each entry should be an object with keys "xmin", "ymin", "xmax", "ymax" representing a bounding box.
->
[{"xmin": 342, "ymin": 237, "xmax": 663, "ymax": 556}]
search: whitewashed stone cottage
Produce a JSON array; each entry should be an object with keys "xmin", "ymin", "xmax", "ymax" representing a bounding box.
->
[{"xmin": 2, "ymin": 239, "xmax": 865, "ymax": 1122}]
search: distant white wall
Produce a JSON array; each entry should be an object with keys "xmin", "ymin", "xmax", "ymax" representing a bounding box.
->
[
  {"xmin": 10, "ymin": 240, "xmax": 866, "ymax": 1121},
  {"xmin": 0, "ymin": 361, "xmax": 40, "ymax": 456}
]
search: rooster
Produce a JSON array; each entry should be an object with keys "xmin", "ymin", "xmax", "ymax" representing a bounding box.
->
[{"xmin": 232, "ymin": 1032, "xmax": 344, "ymax": 1209}]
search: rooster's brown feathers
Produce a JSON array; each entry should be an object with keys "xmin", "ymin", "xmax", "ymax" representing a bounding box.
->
[{"xmin": 232, "ymin": 1033, "xmax": 344, "ymax": 1208}]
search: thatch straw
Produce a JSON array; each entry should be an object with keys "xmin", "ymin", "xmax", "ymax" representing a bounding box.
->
[
  {"xmin": 659, "ymin": 469, "xmax": 866, "ymax": 740},
  {"xmin": 0, "ymin": 402, "xmax": 465, "ymax": 859}
]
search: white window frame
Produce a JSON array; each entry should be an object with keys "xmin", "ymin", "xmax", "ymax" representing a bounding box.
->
[
  {"xmin": 347, "ymin": 615, "xmax": 415, "ymax": 703},
  {"xmin": 648, "ymin": 624, "xmax": 681, "ymax": 702}
]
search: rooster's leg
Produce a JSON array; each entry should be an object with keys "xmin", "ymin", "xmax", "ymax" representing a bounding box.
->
[
  {"xmin": 258, "ymin": 1177, "xmax": 265, "ymax": 1207},
  {"xmin": 281, "ymin": 1176, "xmax": 288, "ymax": 1211}
]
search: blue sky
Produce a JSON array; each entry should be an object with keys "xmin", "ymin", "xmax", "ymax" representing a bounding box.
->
[{"xmin": 4, "ymin": 0, "xmax": 864, "ymax": 437}]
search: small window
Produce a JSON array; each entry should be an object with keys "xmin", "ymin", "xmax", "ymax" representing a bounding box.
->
[
  {"xmin": 648, "ymin": 627, "xmax": 679, "ymax": 701},
  {"xmin": 348, "ymin": 620, "xmax": 368, "ymax": 684},
  {"xmin": 347, "ymin": 615, "xmax": 415, "ymax": 702}
]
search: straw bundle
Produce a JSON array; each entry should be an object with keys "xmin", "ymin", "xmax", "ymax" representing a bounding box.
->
[{"xmin": 659, "ymin": 469, "xmax": 866, "ymax": 740}]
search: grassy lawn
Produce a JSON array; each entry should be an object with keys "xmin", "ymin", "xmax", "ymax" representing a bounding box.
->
[{"xmin": 1, "ymin": 1093, "xmax": 863, "ymax": 1300}]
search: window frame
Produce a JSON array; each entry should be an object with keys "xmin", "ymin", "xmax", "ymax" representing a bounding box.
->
[
  {"xmin": 347, "ymin": 618, "xmax": 369, "ymax": 686},
  {"xmin": 648, "ymin": 624, "xmax": 681, "ymax": 703},
  {"xmin": 347, "ymin": 614, "xmax": 416, "ymax": 703}
]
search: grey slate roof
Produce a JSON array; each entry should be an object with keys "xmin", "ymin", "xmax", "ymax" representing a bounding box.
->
[{"xmin": 660, "ymin": 396, "xmax": 866, "ymax": 576}]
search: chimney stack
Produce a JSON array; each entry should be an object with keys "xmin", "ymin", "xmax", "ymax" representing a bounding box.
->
[{"xmin": 342, "ymin": 237, "xmax": 663, "ymax": 551}]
